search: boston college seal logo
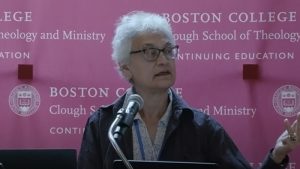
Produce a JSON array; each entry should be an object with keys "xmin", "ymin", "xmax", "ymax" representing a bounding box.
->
[
  {"xmin": 273, "ymin": 84, "xmax": 300, "ymax": 117},
  {"xmin": 9, "ymin": 84, "xmax": 41, "ymax": 117}
]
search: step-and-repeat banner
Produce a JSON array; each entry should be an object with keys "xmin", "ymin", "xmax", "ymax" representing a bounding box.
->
[{"xmin": 1, "ymin": 0, "xmax": 299, "ymax": 167}]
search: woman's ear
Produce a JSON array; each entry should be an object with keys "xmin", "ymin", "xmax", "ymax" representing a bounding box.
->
[{"xmin": 119, "ymin": 64, "xmax": 132, "ymax": 81}]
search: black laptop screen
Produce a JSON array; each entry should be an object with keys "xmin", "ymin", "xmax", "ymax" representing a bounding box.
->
[{"xmin": 0, "ymin": 149, "xmax": 77, "ymax": 169}]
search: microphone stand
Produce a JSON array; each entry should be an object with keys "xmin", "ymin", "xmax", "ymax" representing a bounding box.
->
[
  {"xmin": 108, "ymin": 108, "xmax": 134, "ymax": 169},
  {"xmin": 0, "ymin": 162, "xmax": 6, "ymax": 169}
]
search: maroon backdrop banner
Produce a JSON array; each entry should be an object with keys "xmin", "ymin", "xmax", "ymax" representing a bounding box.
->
[{"xmin": 1, "ymin": 0, "xmax": 299, "ymax": 167}]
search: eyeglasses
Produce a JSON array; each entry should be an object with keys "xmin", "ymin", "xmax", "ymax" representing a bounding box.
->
[{"xmin": 130, "ymin": 45, "xmax": 179, "ymax": 62}]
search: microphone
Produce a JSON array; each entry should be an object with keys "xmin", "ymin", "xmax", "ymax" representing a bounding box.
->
[{"xmin": 113, "ymin": 94, "xmax": 144, "ymax": 139}]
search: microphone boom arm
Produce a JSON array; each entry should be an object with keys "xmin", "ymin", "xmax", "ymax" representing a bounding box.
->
[{"xmin": 108, "ymin": 108, "xmax": 133, "ymax": 169}]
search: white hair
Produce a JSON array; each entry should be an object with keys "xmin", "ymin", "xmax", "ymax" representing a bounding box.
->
[{"xmin": 111, "ymin": 11, "xmax": 175, "ymax": 76}]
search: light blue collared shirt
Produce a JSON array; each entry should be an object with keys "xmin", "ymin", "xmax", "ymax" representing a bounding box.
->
[{"xmin": 130, "ymin": 89, "xmax": 172, "ymax": 160}]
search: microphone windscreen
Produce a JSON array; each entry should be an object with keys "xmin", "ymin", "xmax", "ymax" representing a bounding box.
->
[{"xmin": 127, "ymin": 94, "xmax": 144, "ymax": 111}]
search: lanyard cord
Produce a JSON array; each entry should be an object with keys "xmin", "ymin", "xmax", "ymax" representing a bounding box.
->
[{"xmin": 133, "ymin": 120, "xmax": 146, "ymax": 160}]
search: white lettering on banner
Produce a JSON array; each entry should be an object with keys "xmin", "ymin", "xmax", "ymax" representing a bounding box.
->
[
  {"xmin": 0, "ymin": 51, "xmax": 30, "ymax": 59},
  {"xmin": 287, "ymin": 163, "xmax": 296, "ymax": 169},
  {"xmin": 173, "ymin": 30, "xmax": 199, "ymax": 43},
  {"xmin": 89, "ymin": 105, "xmax": 97, "ymax": 112},
  {"xmin": 163, "ymin": 11, "xmax": 296, "ymax": 24},
  {"xmin": 0, "ymin": 29, "xmax": 38, "ymax": 42},
  {"xmin": 0, "ymin": 11, "xmax": 32, "ymax": 22},
  {"xmin": 252, "ymin": 29, "xmax": 300, "ymax": 42},
  {"xmin": 162, "ymin": 12, "xmax": 221, "ymax": 23},
  {"xmin": 177, "ymin": 52, "xmax": 231, "ymax": 61},
  {"xmin": 203, "ymin": 30, "xmax": 237, "ymax": 40},
  {"xmin": 177, "ymin": 52, "xmax": 294, "ymax": 61},
  {"xmin": 62, "ymin": 30, "xmax": 106, "ymax": 42},
  {"xmin": 49, "ymin": 127, "xmax": 85, "ymax": 135},
  {"xmin": 234, "ymin": 52, "xmax": 294, "ymax": 60},
  {"xmin": 49, "ymin": 87, "xmax": 109, "ymax": 98},
  {"xmin": 176, "ymin": 29, "xmax": 298, "ymax": 43},
  {"xmin": 116, "ymin": 88, "xmax": 126, "ymax": 97},
  {"xmin": 214, "ymin": 105, "xmax": 256, "ymax": 118},
  {"xmin": 40, "ymin": 30, "xmax": 60, "ymax": 40},
  {"xmin": 228, "ymin": 11, "xmax": 296, "ymax": 23},
  {"xmin": 49, "ymin": 105, "xmax": 86, "ymax": 118},
  {"xmin": 199, "ymin": 105, "xmax": 256, "ymax": 118}
]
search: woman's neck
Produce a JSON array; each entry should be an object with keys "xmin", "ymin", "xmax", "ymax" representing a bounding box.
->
[{"xmin": 136, "ymin": 88, "xmax": 169, "ymax": 121}]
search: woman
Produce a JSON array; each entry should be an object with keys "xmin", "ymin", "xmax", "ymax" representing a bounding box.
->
[{"xmin": 78, "ymin": 11, "xmax": 299, "ymax": 169}]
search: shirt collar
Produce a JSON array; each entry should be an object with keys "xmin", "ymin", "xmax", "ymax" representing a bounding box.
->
[
  {"xmin": 123, "ymin": 87, "xmax": 173, "ymax": 124},
  {"xmin": 123, "ymin": 88, "xmax": 173, "ymax": 125}
]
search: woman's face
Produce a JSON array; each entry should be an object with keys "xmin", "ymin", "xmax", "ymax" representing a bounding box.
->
[{"xmin": 121, "ymin": 32, "xmax": 176, "ymax": 93}]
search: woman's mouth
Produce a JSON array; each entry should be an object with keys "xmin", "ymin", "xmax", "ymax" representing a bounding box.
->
[{"xmin": 155, "ymin": 71, "xmax": 171, "ymax": 77}]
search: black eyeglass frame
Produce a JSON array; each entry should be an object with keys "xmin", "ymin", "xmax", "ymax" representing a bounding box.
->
[{"xmin": 129, "ymin": 45, "xmax": 179, "ymax": 61}]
